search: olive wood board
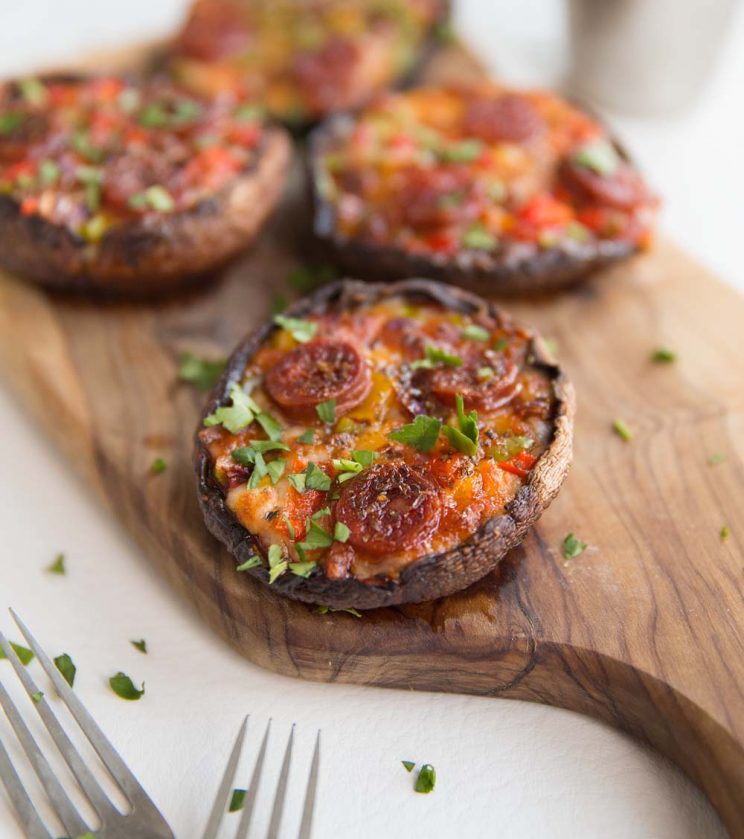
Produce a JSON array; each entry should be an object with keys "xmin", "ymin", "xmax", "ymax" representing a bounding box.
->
[{"xmin": 1, "ymin": 40, "xmax": 743, "ymax": 836}]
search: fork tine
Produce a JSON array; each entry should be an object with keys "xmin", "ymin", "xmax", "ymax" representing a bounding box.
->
[
  {"xmin": 10, "ymin": 609, "xmax": 148, "ymax": 803},
  {"xmin": 0, "ymin": 733, "xmax": 52, "ymax": 839},
  {"xmin": 234, "ymin": 719, "xmax": 271, "ymax": 839},
  {"xmin": 266, "ymin": 724, "xmax": 294, "ymax": 839},
  {"xmin": 0, "ymin": 629, "xmax": 118, "ymax": 820},
  {"xmin": 201, "ymin": 715, "xmax": 249, "ymax": 839},
  {"xmin": 297, "ymin": 731, "xmax": 320, "ymax": 839},
  {"xmin": 0, "ymin": 677, "xmax": 89, "ymax": 837}
]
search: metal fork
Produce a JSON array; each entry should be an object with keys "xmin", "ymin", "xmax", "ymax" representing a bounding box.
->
[
  {"xmin": 202, "ymin": 717, "xmax": 320, "ymax": 839},
  {"xmin": 0, "ymin": 609, "xmax": 174, "ymax": 839}
]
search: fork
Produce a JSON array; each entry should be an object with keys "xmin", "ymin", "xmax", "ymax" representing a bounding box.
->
[
  {"xmin": 0, "ymin": 609, "xmax": 174, "ymax": 839},
  {"xmin": 202, "ymin": 717, "xmax": 320, "ymax": 839}
]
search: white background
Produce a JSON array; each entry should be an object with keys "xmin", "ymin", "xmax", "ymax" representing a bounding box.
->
[{"xmin": 0, "ymin": 2, "xmax": 741, "ymax": 837}]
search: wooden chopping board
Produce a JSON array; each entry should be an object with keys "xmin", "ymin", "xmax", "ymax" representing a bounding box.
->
[{"xmin": 1, "ymin": 40, "xmax": 743, "ymax": 836}]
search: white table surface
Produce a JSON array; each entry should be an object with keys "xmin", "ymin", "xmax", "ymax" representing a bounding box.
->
[{"xmin": 0, "ymin": 2, "xmax": 740, "ymax": 837}]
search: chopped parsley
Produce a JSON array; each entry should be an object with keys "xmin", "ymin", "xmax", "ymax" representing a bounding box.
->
[
  {"xmin": 334, "ymin": 521, "xmax": 351, "ymax": 543},
  {"xmin": 443, "ymin": 395, "xmax": 479, "ymax": 457},
  {"xmin": 236, "ymin": 556, "xmax": 262, "ymax": 571},
  {"xmin": 298, "ymin": 429, "xmax": 315, "ymax": 444},
  {"xmin": 316, "ymin": 399, "xmax": 337, "ymax": 424},
  {"xmin": 439, "ymin": 138, "xmax": 484, "ymax": 163},
  {"xmin": 39, "ymin": 159, "xmax": 60, "ymax": 185},
  {"xmin": 414, "ymin": 764, "xmax": 436, "ymax": 794},
  {"xmin": 411, "ymin": 344, "xmax": 463, "ymax": 370},
  {"xmin": 46, "ymin": 552, "xmax": 66, "ymax": 575},
  {"xmin": 266, "ymin": 459, "xmax": 286, "ymax": 484},
  {"xmin": 402, "ymin": 760, "xmax": 416, "ymax": 773},
  {"xmin": 477, "ymin": 367, "xmax": 494, "ymax": 380},
  {"xmin": 574, "ymin": 139, "xmax": 620, "ymax": 176},
  {"xmin": 229, "ymin": 788, "xmax": 247, "ymax": 812},
  {"xmin": 299, "ymin": 519, "xmax": 334, "ymax": 552},
  {"xmin": 462, "ymin": 224, "xmax": 496, "ymax": 250},
  {"xmin": 333, "ymin": 458, "xmax": 362, "ymax": 481},
  {"xmin": 138, "ymin": 184, "xmax": 175, "ymax": 213},
  {"xmin": 543, "ymin": 337, "xmax": 559, "ymax": 355},
  {"xmin": 177, "ymin": 352, "xmax": 226, "ymax": 390},
  {"xmin": 389, "ymin": 415, "xmax": 442, "ymax": 452},
  {"xmin": 204, "ymin": 384, "xmax": 256, "ymax": 433},
  {"xmin": 273, "ymin": 314, "xmax": 317, "ymax": 343},
  {"xmin": 109, "ymin": 672, "xmax": 145, "ymax": 701},
  {"xmin": 316, "ymin": 605, "xmax": 362, "ymax": 618},
  {"xmin": 461, "ymin": 324, "xmax": 490, "ymax": 342},
  {"xmin": 612, "ymin": 419, "xmax": 633, "ymax": 442},
  {"xmin": 490, "ymin": 435, "xmax": 533, "ymax": 462},
  {"xmin": 352, "ymin": 450, "xmax": 378, "ymax": 467},
  {"xmin": 651, "ymin": 346, "xmax": 676, "ymax": 363},
  {"xmin": 707, "ymin": 452, "xmax": 726, "ymax": 466},
  {"xmin": 0, "ymin": 113, "xmax": 22, "ymax": 135},
  {"xmin": 31, "ymin": 691, "xmax": 44, "ymax": 704},
  {"xmin": 289, "ymin": 561, "xmax": 317, "ymax": 578},
  {"xmin": 131, "ymin": 639, "xmax": 148, "ymax": 654},
  {"xmin": 54, "ymin": 653, "xmax": 76, "ymax": 687},
  {"xmin": 0, "ymin": 642, "xmax": 34, "ymax": 666},
  {"xmin": 150, "ymin": 457, "xmax": 167, "ymax": 475},
  {"xmin": 721, "ymin": 525, "xmax": 730, "ymax": 541},
  {"xmin": 562, "ymin": 533, "xmax": 588, "ymax": 559},
  {"xmin": 268, "ymin": 544, "xmax": 288, "ymax": 583},
  {"xmin": 283, "ymin": 514, "xmax": 296, "ymax": 539},
  {"xmin": 304, "ymin": 463, "xmax": 332, "ymax": 491},
  {"xmin": 493, "ymin": 336, "xmax": 509, "ymax": 352},
  {"xmin": 288, "ymin": 472, "xmax": 307, "ymax": 493}
]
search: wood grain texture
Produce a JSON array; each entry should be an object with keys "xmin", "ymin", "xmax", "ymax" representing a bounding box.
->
[{"xmin": 1, "ymin": 42, "xmax": 743, "ymax": 836}]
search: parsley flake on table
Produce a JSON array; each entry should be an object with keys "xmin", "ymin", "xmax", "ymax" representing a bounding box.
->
[
  {"xmin": 229, "ymin": 788, "xmax": 247, "ymax": 812},
  {"xmin": 414, "ymin": 763, "xmax": 436, "ymax": 794},
  {"xmin": 46, "ymin": 552, "xmax": 66, "ymax": 575},
  {"xmin": 707, "ymin": 452, "xmax": 726, "ymax": 466},
  {"xmin": 461, "ymin": 324, "xmax": 490, "ymax": 342},
  {"xmin": 130, "ymin": 639, "xmax": 148, "ymax": 654},
  {"xmin": 177, "ymin": 351, "xmax": 225, "ymax": 391},
  {"xmin": 54, "ymin": 653, "xmax": 77, "ymax": 687},
  {"xmin": 401, "ymin": 760, "xmax": 416, "ymax": 773},
  {"xmin": 650, "ymin": 346, "xmax": 676, "ymax": 363},
  {"xmin": 721, "ymin": 525, "xmax": 730, "ymax": 541},
  {"xmin": 411, "ymin": 344, "xmax": 463, "ymax": 370},
  {"xmin": 273, "ymin": 314, "xmax": 318, "ymax": 343},
  {"xmin": 389, "ymin": 415, "xmax": 442, "ymax": 452},
  {"xmin": 0, "ymin": 642, "xmax": 34, "ymax": 666},
  {"xmin": 31, "ymin": 691, "xmax": 44, "ymax": 704},
  {"xmin": 109, "ymin": 672, "xmax": 145, "ymax": 701},
  {"xmin": 236, "ymin": 556, "xmax": 262, "ymax": 572},
  {"xmin": 150, "ymin": 457, "xmax": 167, "ymax": 475},
  {"xmin": 316, "ymin": 398, "xmax": 337, "ymax": 424},
  {"xmin": 562, "ymin": 533, "xmax": 588, "ymax": 559},
  {"xmin": 612, "ymin": 419, "xmax": 634, "ymax": 442}
]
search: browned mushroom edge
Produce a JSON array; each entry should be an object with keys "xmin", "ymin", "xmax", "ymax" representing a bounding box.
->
[{"xmin": 194, "ymin": 278, "xmax": 575, "ymax": 610}]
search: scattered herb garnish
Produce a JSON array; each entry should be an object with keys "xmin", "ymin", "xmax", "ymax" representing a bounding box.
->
[
  {"xmin": 268, "ymin": 543, "xmax": 288, "ymax": 583},
  {"xmin": 298, "ymin": 429, "xmax": 315, "ymax": 444},
  {"xmin": 543, "ymin": 337, "xmax": 558, "ymax": 355},
  {"xmin": 229, "ymin": 788, "xmax": 247, "ymax": 812},
  {"xmin": 131, "ymin": 639, "xmax": 148, "ymax": 654},
  {"xmin": 109, "ymin": 672, "xmax": 145, "ymax": 701},
  {"xmin": 439, "ymin": 138, "xmax": 483, "ymax": 164},
  {"xmin": 411, "ymin": 344, "xmax": 463, "ymax": 370},
  {"xmin": 0, "ymin": 642, "xmax": 34, "ymax": 666},
  {"xmin": 178, "ymin": 352, "xmax": 225, "ymax": 391},
  {"xmin": 612, "ymin": 419, "xmax": 633, "ymax": 442},
  {"xmin": 316, "ymin": 605, "xmax": 362, "ymax": 618},
  {"xmin": 266, "ymin": 459, "xmax": 286, "ymax": 484},
  {"xmin": 650, "ymin": 347, "xmax": 676, "ymax": 363},
  {"xmin": 333, "ymin": 458, "xmax": 362, "ymax": 481},
  {"xmin": 39, "ymin": 159, "xmax": 60, "ymax": 185},
  {"xmin": 283, "ymin": 514, "xmax": 296, "ymax": 539},
  {"xmin": 299, "ymin": 519, "xmax": 334, "ymax": 552},
  {"xmin": 204, "ymin": 384, "xmax": 255, "ymax": 433},
  {"xmin": 0, "ymin": 113, "xmax": 23, "ymax": 135},
  {"xmin": 414, "ymin": 764, "xmax": 436, "ymax": 794},
  {"xmin": 273, "ymin": 314, "xmax": 317, "ymax": 343},
  {"xmin": 721, "ymin": 525, "xmax": 730, "ymax": 541},
  {"xmin": 236, "ymin": 556, "xmax": 262, "ymax": 571},
  {"xmin": 462, "ymin": 223, "xmax": 496, "ymax": 250},
  {"xmin": 232, "ymin": 441, "xmax": 289, "ymax": 466},
  {"xmin": 477, "ymin": 367, "xmax": 494, "ymax": 380},
  {"xmin": 707, "ymin": 452, "xmax": 725, "ymax": 466},
  {"xmin": 334, "ymin": 521, "xmax": 351, "ymax": 543},
  {"xmin": 562, "ymin": 533, "xmax": 588, "ymax": 559},
  {"xmin": 54, "ymin": 653, "xmax": 77, "ymax": 687},
  {"xmin": 31, "ymin": 691, "xmax": 44, "ymax": 704},
  {"xmin": 574, "ymin": 139, "xmax": 619, "ymax": 176},
  {"xmin": 316, "ymin": 399, "xmax": 337, "ymax": 424},
  {"xmin": 138, "ymin": 184, "xmax": 175, "ymax": 213},
  {"xmin": 288, "ymin": 472, "xmax": 307, "ymax": 493},
  {"xmin": 289, "ymin": 561, "xmax": 317, "ymax": 578},
  {"xmin": 390, "ymin": 415, "xmax": 442, "ymax": 452},
  {"xmin": 461, "ymin": 324, "xmax": 490, "ymax": 342},
  {"xmin": 47, "ymin": 552, "xmax": 66, "ymax": 575},
  {"xmin": 150, "ymin": 457, "xmax": 167, "ymax": 475},
  {"xmin": 402, "ymin": 760, "xmax": 416, "ymax": 773},
  {"xmin": 443, "ymin": 395, "xmax": 479, "ymax": 457},
  {"xmin": 352, "ymin": 450, "xmax": 378, "ymax": 467},
  {"xmin": 304, "ymin": 463, "xmax": 332, "ymax": 491}
]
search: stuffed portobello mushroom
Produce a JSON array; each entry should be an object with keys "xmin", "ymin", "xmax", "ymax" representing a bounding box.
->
[
  {"xmin": 195, "ymin": 279, "xmax": 574, "ymax": 609},
  {"xmin": 0, "ymin": 74, "xmax": 290, "ymax": 296},
  {"xmin": 309, "ymin": 84, "xmax": 657, "ymax": 294},
  {"xmin": 169, "ymin": 0, "xmax": 449, "ymax": 126}
]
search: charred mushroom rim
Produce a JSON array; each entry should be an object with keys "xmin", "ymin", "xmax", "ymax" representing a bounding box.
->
[
  {"xmin": 0, "ymin": 74, "xmax": 290, "ymax": 296},
  {"xmin": 195, "ymin": 279, "xmax": 574, "ymax": 609},
  {"xmin": 309, "ymin": 84, "xmax": 657, "ymax": 294},
  {"xmin": 169, "ymin": 0, "xmax": 450, "ymax": 126}
]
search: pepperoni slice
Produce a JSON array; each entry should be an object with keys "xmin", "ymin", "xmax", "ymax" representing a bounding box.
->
[
  {"xmin": 559, "ymin": 158, "xmax": 647, "ymax": 210},
  {"xmin": 334, "ymin": 461, "xmax": 441, "ymax": 555},
  {"xmin": 430, "ymin": 356, "xmax": 520, "ymax": 412},
  {"xmin": 394, "ymin": 167, "xmax": 478, "ymax": 231},
  {"xmin": 462, "ymin": 94, "xmax": 545, "ymax": 144},
  {"xmin": 265, "ymin": 339, "xmax": 371, "ymax": 420}
]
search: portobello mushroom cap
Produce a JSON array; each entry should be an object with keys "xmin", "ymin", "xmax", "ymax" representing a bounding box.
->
[
  {"xmin": 194, "ymin": 278, "xmax": 575, "ymax": 609},
  {"xmin": 308, "ymin": 112, "xmax": 643, "ymax": 296},
  {"xmin": 0, "ymin": 75, "xmax": 291, "ymax": 297}
]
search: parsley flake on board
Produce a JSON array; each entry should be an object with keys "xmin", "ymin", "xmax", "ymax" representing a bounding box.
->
[
  {"xmin": 31, "ymin": 691, "xmax": 44, "ymax": 704},
  {"xmin": 0, "ymin": 642, "xmax": 33, "ymax": 666},
  {"xmin": 273, "ymin": 314, "xmax": 318, "ymax": 343},
  {"xmin": 707, "ymin": 452, "xmax": 725, "ymax": 466},
  {"xmin": 402, "ymin": 760, "xmax": 416, "ymax": 773},
  {"xmin": 721, "ymin": 525, "xmax": 730, "ymax": 541},
  {"xmin": 414, "ymin": 764, "xmax": 436, "ymax": 794},
  {"xmin": 150, "ymin": 457, "xmax": 167, "ymax": 475},
  {"xmin": 461, "ymin": 324, "xmax": 490, "ymax": 342},
  {"xmin": 236, "ymin": 556, "xmax": 262, "ymax": 572},
  {"xmin": 177, "ymin": 352, "xmax": 226, "ymax": 390},
  {"xmin": 47, "ymin": 552, "xmax": 66, "ymax": 575},
  {"xmin": 109, "ymin": 672, "xmax": 145, "ymax": 701},
  {"xmin": 131, "ymin": 639, "xmax": 148, "ymax": 654},
  {"xmin": 316, "ymin": 398, "xmax": 337, "ymax": 424},
  {"xmin": 650, "ymin": 346, "xmax": 676, "ymax": 363},
  {"xmin": 54, "ymin": 653, "xmax": 77, "ymax": 687},
  {"xmin": 411, "ymin": 344, "xmax": 463, "ymax": 370},
  {"xmin": 229, "ymin": 788, "xmax": 247, "ymax": 812},
  {"xmin": 562, "ymin": 533, "xmax": 588, "ymax": 559},
  {"xmin": 389, "ymin": 415, "xmax": 442, "ymax": 452},
  {"xmin": 612, "ymin": 419, "xmax": 633, "ymax": 442}
]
